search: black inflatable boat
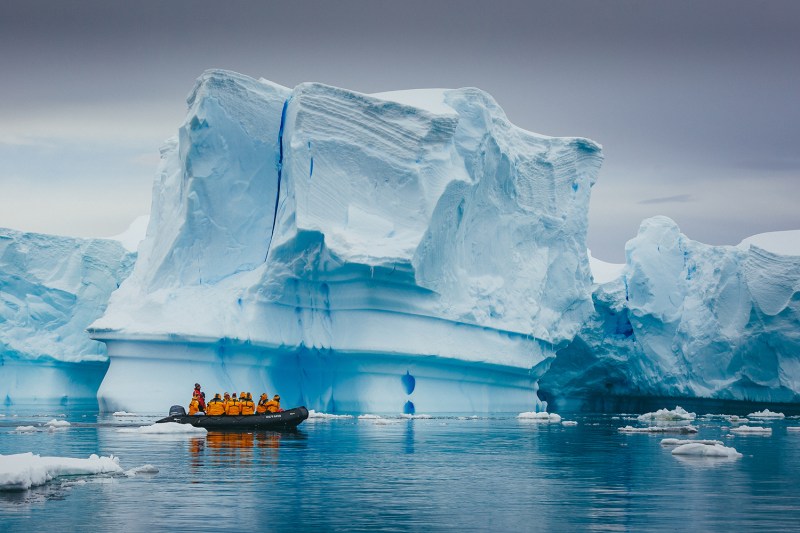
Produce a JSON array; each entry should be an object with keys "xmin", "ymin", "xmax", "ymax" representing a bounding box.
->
[{"xmin": 156, "ymin": 405, "xmax": 309, "ymax": 430}]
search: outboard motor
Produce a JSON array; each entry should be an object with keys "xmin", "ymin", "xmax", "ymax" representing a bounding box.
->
[{"xmin": 169, "ymin": 405, "xmax": 187, "ymax": 417}]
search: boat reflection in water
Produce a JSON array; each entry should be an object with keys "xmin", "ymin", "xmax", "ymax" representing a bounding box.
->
[{"xmin": 189, "ymin": 430, "xmax": 306, "ymax": 469}]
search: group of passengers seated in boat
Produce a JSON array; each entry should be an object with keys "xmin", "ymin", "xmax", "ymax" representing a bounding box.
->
[{"xmin": 188, "ymin": 383, "xmax": 282, "ymax": 416}]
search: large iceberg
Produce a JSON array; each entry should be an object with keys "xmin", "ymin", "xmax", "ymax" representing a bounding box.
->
[
  {"xmin": 539, "ymin": 217, "xmax": 800, "ymax": 409},
  {"xmin": 89, "ymin": 69, "xmax": 602, "ymax": 413},
  {"xmin": 0, "ymin": 228, "xmax": 135, "ymax": 403}
]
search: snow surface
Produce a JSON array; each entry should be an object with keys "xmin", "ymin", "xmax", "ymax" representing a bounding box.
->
[
  {"xmin": 670, "ymin": 443, "xmax": 742, "ymax": 458},
  {"xmin": 88, "ymin": 69, "xmax": 603, "ymax": 413},
  {"xmin": 737, "ymin": 229, "xmax": 800, "ymax": 256},
  {"xmin": 541, "ymin": 216, "xmax": 800, "ymax": 406},
  {"xmin": 0, "ymin": 452, "xmax": 122, "ymax": 491},
  {"xmin": 117, "ymin": 422, "xmax": 207, "ymax": 435}
]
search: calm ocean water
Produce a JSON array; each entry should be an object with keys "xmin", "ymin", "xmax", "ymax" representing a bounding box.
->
[{"xmin": 2, "ymin": 403, "xmax": 800, "ymax": 532}]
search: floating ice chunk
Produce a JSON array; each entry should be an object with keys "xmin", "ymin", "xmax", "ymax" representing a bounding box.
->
[
  {"xmin": 118, "ymin": 422, "xmax": 207, "ymax": 434},
  {"xmin": 787, "ymin": 427, "xmax": 800, "ymax": 432},
  {"xmin": 747, "ymin": 409, "xmax": 785, "ymax": 419},
  {"xmin": 113, "ymin": 411, "xmax": 139, "ymax": 417},
  {"xmin": 518, "ymin": 412, "xmax": 561, "ymax": 422},
  {"xmin": 124, "ymin": 464, "xmax": 159, "ymax": 477},
  {"xmin": 671, "ymin": 443, "xmax": 742, "ymax": 458},
  {"xmin": 637, "ymin": 407, "xmax": 696, "ymax": 422},
  {"xmin": 726, "ymin": 415, "xmax": 749, "ymax": 424},
  {"xmin": 401, "ymin": 414, "xmax": 433, "ymax": 419},
  {"xmin": 307, "ymin": 410, "xmax": 353, "ymax": 420},
  {"xmin": 730, "ymin": 426, "xmax": 772, "ymax": 434},
  {"xmin": 562, "ymin": 421, "xmax": 578, "ymax": 426},
  {"xmin": 44, "ymin": 419, "xmax": 71, "ymax": 428},
  {"xmin": 0, "ymin": 452, "xmax": 122, "ymax": 491},
  {"xmin": 618, "ymin": 425, "xmax": 698, "ymax": 434},
  {"xmin": 357, "ymin": 414, "xmax": 382, "ymax": 419},
  {"xmin": 14, "ymin": 426, "xmax": 38, "ymax": 433},
  {"xmin": 660, "ymin": 438, "xmax": 724, "ymax": 446}
]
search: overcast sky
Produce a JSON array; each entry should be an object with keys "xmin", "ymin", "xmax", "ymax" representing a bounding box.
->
[{"xmin": 1, "ymin": 0, "xmax": 798, "ymax": 261}]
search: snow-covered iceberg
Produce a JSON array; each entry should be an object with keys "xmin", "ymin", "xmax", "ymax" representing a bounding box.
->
[
  {"xmin": 0, "ymin": 228, "xmax": 135, "ymax": 403},
  {"xmin": 89, "ymin": 69, "xmax": 603, "ymax": 413},
  {"xmin": 540, "ymin": 217, "xmax": 800, "ymax": 409}
]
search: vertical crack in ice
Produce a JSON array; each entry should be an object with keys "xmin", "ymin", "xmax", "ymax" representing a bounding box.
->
[{"xmin": 264, "ymin": 97, "xmax": 291, "ymax": 262}]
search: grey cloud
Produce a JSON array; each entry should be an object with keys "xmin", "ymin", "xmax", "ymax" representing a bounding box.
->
[{"xmin": 638, "ymin": 194, "xmax": 693, "ymax": 205}]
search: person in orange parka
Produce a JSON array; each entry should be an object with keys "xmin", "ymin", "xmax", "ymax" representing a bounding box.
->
[
  {"xmin": 265, "ymin": 394, "xmax": 282, "ymax": 413},
  {"xmin": 188, "ymin": 396, "xmax": 201, "ymax": 415},
  {"xmin": 256, "ymin": 393, "xmax": 269, "ymax": 414},
  {"xmin": 240, "ymin": 393, "xmax": 255, "ymax": 415},
  {"xmin": 226, "ymin": 393, "xmax": 241, "ymax": 415}
]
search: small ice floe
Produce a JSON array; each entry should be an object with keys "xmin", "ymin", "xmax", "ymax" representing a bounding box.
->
[
  {"xmin": 561, "ymin": 421, "xmax": 578, "ymax": 426},
  {"xmin": 726, "ymin": 415, "xmax": 749, "ymax": 424},
  {"xmin": 618, "ymin": 425, "xmax": 698, "ymax": 434},
  {"xmin": 124, "ymin": 464, "xmax": 159, "ymax": 477},
  {"xmin": 730, "ymin": 426, "xmax": 772, "ymax": 435},
  {"xmin": 401, "ymin": 414, "xmax": 433, "ymax": 419},
  {"xmin": 14, "ymin": 426, "xmax": 38, "ymax": 433},
  {"xmin": 0, "ymin": 452, "xmax": 122, "ymax": 491},
  {"xmin": 358, "ymin": 414, "xmax": 382, "ymax": 419},
  {"xmin": 518, "ymin": 412, "xmax": 561, "ymax": 423},
  {"xmin": 660, "ymin": 438, "xmax": 724, "ymax": 446},
  {"xmin": 747, "ymin": 409, "xmax": 785, "ymax": 419},
  {"xmin": 44, "ymin": 419, "xmax": 71, "ymax": 428},
  {"xmin": 112, "ymin": 411, "xmax": 139, "ymax": 417},
  {"xmin": 118, "ymin": 422, "xmax": 207, "ymax": 435},
  {"xmin": 671, "ymin": 442, "xmax": 742, "ymax": 458},
  {"xmin": 787, "ymin": 427, "xmax": 800, "ymax": 432},
  {"xmin": 307, "ymin": 410, "xmax": 353, "ymax": 420},
  {"xmin": 637, "ymin": 406, "xmax": 696, "ymax": 422}
]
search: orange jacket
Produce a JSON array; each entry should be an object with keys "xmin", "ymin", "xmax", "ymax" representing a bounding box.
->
[
  {"xmin": 256, "ymin": 395, "xmax": 269, "ymax": 414},
  {"xmin": 226, "ymin": 398, "xmax": 241, "ymax": 416},
  {"xmin": 188, "ymin": 398, "xmax": 200, "ymax": 415},
  {"xmin": 206, "ymin": 397, "xmax": 225, "ymax": 416},
  {"xmin": 265, "ymin": 399, "xmax": 280, "ymax": 413},
  {"xmin": 240, "ymin": 398, "xmax": 255, "ymax": 415}
]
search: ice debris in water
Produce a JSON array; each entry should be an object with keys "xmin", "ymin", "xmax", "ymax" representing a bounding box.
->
[
  {"xmin": 14, "ymin": 426, "xmax": 38, "ymax": 433},
  {"xmin": 518, "ymin": 412, "xmax": 562, "ymax": 423},
  {"xmin": 618, "ymin": 425, "xmax": 698, "ymax": 434},
  {"xmin": 118, "ymin": 422, "xmax": 207, "ymax": 434},
  {"xmin": 787, "ymin": 427, "xmax": 800, "ymax": 432},
  {"xmin": 0, "ymin": 452, "xmax": 122, "ymax": 491},
  {"xmin": 660, "ymin": 438, "xmax": 724, "ymax": 446},
  {"xmin": 307, "ymin": 410, "xmax": 354, "ymax": 420},
  {"xmin": 44, "ymin": 419, "xmax": 71, "ymax": 428},
  {"xmin": 747, "ymin": 409, "xmax": 785, "ymax": 419},
  {"xmin": 670, "ymin": 443, "xmax": 742, "ymax": 458},
  {"xmin": 124, "ymin": 464, "xmax": 159, "ymax": 477},
  {"xmin": 637, "ymin": 407, "xmax": 696, "ymax": 422},
  {"xmin": 730, "ymin": 426, "xmax": 772, "ymax": 435},
  {"xmin": 357, "ymin": 414, "xmax": 382, "ymax": 419},
  {"xmin": 561, "ymin": 421, "xmax": 578, "ymax": 426},
  {"xmin": 401, "ymin": 414, "xmax": 433, "ymax": 419},
  {"xmin": 113, "ymin": 411, "xmax": 139, "ymax": 417}
]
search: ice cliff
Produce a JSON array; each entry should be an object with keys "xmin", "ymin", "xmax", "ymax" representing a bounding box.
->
[
  {"xmin": 89, "ymin": 69, "xmax": 603, "ymax": 413},
  {"xmin": 0, "ymin": 229, "xmax": 135, "ymax": 403},
  {"xmin": 540, "ymin": 217, "xmax": 800, "ymax": 409}
]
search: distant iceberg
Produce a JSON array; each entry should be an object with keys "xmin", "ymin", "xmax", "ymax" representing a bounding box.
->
[
  {"xmin": 89, "ymin": 69, "xmax": 603, "ymax": 413},
  {"xmin": 541, "ymin": 217, "xmax": 800, "ymax": 409},
  {"xmin": 0, "ymin": 228, "xmax": 134, "ymax": 403}
]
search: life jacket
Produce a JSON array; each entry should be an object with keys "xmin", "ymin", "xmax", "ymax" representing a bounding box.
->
[
  {"xmin": 265, "ymin": 399, "xmax": 280, "ymax": 413},
  {"xmin": 226, "ymin": 398, "xmax": 241, "ymax": 416},
  {"xmin": 256, "ymin": 396, "xmax": 269, "ymax": 414},
  {"xmin": 241, "ymin": 398, "xmax": 255, "ymax": 415},
  {"xmin": 206, "ymin": 397, "xmax": 226, "ymax": 416},
  {"xmin": 188, "ymin": 398, "xmax": 200, "ymax": 415}
]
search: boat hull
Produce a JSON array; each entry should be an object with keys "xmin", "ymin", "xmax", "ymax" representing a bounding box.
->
[{"xmin": 156, "ymin": 406, "xmax": 309, "ymax": 430}]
